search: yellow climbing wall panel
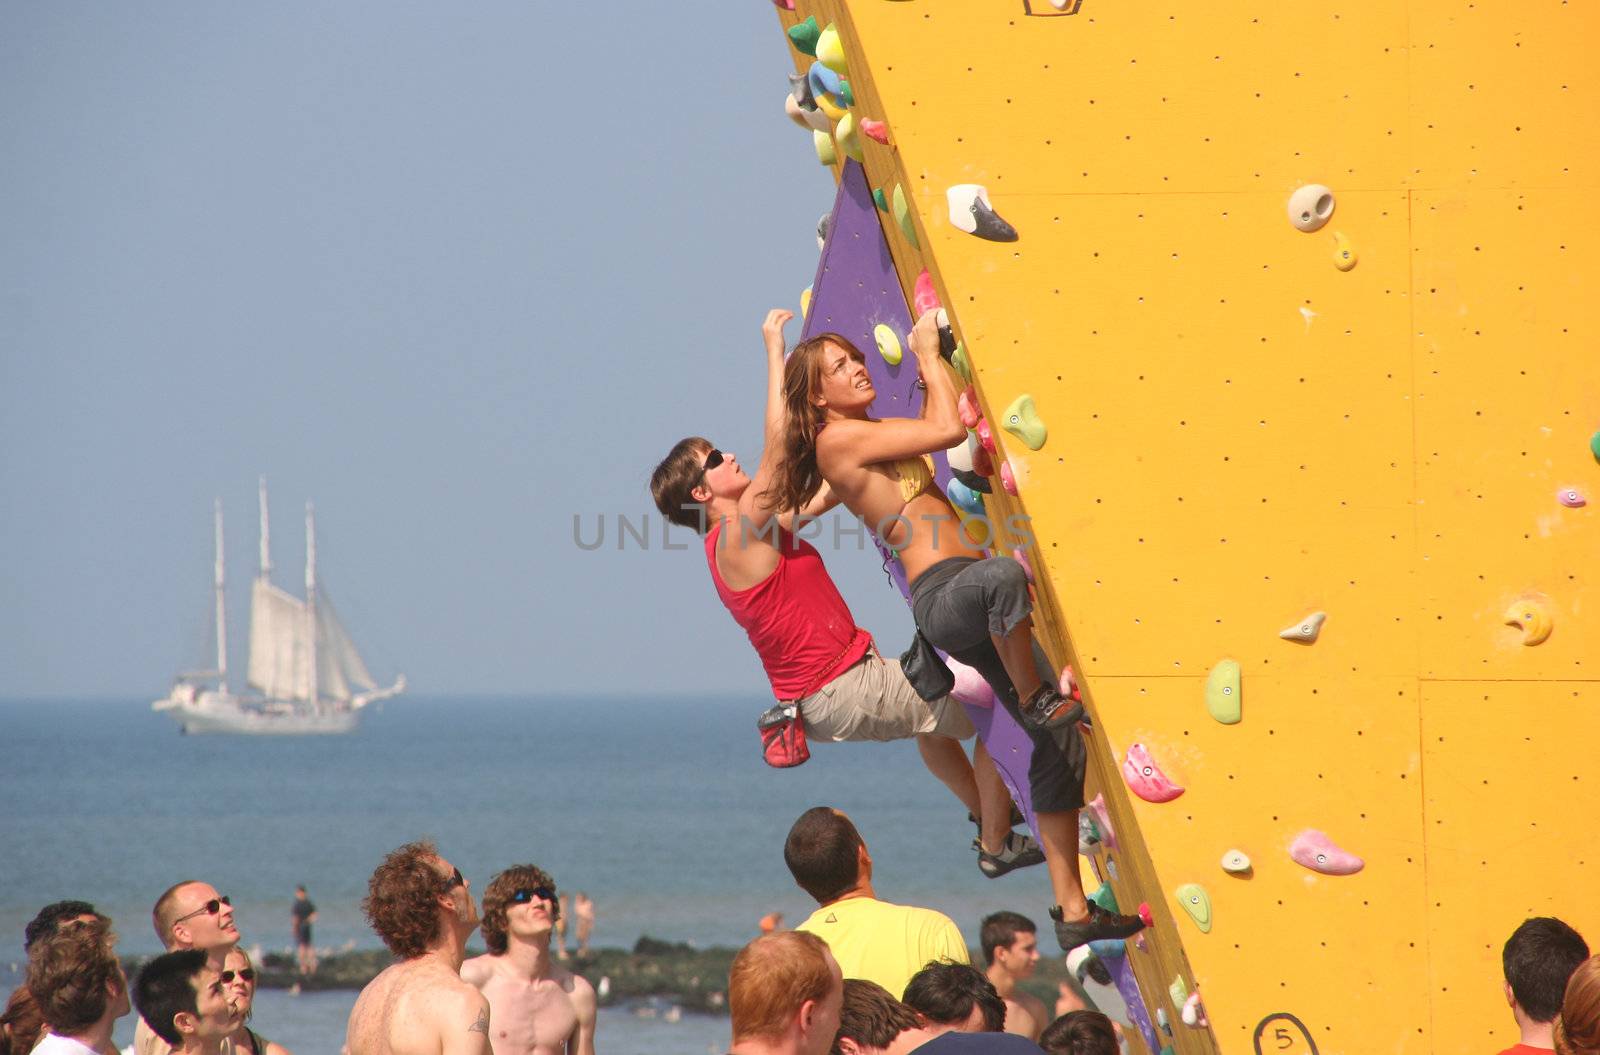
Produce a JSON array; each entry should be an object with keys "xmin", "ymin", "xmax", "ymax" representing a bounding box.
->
[{"xmin": 774, "ymin": 1, "xmax": 1600, "ymax": 1052}]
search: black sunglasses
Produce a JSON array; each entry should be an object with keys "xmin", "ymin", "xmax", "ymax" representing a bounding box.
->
[
  {"xmin": 173, "ymin": 896, "xmax": 231, "ymax": 925},
  {"xmin": 220, "ymin": 968, "xmax": 255, "ymax": 984},
  {"xmin": 511, "ymin": 886, "xmax": 556, "ymax": 905},
  {"xmin": 699, "ymin": 448, "xmax": 725, "ymax": 479},
  {"xmin": 441, "ymin": 866, "xmax": 465, "ymax": 892}
]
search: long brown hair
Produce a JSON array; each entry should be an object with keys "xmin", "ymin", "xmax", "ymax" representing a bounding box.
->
[
  {"xmin": 761, "ymin": 332, "xmax": 863, "ymax": 514},
  {"xmin": 1557, "ymin": 956, "xmax": 1600, "ymax": 1055}
]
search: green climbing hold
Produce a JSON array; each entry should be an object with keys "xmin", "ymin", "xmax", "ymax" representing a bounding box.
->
[
  {"xmin": 872, "ymin": 188, "xmax": 888, "ymax": 212},
  {"xmin": 1590, "ymin": 428, "xmax": 1600, "ymax": 462},
  {"xmin": 1174, "ymin": 883, "xmax": 1212, "ymax": 933},
  {"xmin": 1168, "ymin": 976, "xmax": 1188, "ymax": 1008},
  {"xmin": 837, "ymin": 79, "xmax": 854, "ymax": 107},
  {"xmin": 892, "ymin": 185, "xmax": 919, "ymax": 249},
  {"xmin": 786, "ymin": 16, "xmax": 821, "ymax": 56},
  {"xmin": 1205, "ymin": 659, "xmax": 1242, "ymax": 724},
  {"xmin": 1000, "ymin": 394, "xmax": 1047, "ymax": 451},
  {"xmin": 950, "ymin": 342, "xmax": 971, "ymax": 383},
  {"xmin": 1088, "ymin": 883, "xmax": 1120, "ymax": 915}
]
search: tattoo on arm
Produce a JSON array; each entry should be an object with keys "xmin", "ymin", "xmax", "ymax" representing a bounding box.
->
[{"xmin": 469, "ymin": 1008, "xmax": 489, "ymax": 1034}]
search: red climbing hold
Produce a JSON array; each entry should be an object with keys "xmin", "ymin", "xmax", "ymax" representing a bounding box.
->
[{"xmin": 860, "ymin": 118, "xmax": 889, "ymax": 145}]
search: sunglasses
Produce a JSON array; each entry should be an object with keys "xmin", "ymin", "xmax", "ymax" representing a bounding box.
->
[
  {"xmin": 698, "ymin": 448, "xmax": 725, "ymax": 479},
  {"xmin": 510, "ymin": 886, "xmax": 556, "ymax": 905},
  {"xmin": 220, "ymin": 969, "xmax": 255, "ymax": 984},
  {"xmin": 442, "ymin": 866, "xmax": 466, "ymax": 892},
  {"xmin": 173, "ymin": 896, "xmax": 231, "ymax": 925}
]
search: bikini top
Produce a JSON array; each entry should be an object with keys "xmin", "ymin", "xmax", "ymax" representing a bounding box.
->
[{"xmin": 891, "ymin": 455, "xmax": 937, "ymax": 505}]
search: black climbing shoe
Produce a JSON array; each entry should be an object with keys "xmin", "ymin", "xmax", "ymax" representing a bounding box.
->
[
  {"xmin": 974, "ymin": 830, "xmax": 1046, "ymax": 878},
  {"xmin": 1050, "ymin": 903, "xmax": 1145, "ymax": 952},
  {"xmin": 1066, "ymin": 945, "xmax": 1114, "ymax": 987},
  {"xmin": 1018, "ymin": 685, "xmax": 1084, "ymax": 732}
]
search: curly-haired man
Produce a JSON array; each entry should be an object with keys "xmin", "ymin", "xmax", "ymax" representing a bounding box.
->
[
  {"xmin": 27, "ymin": 916, "xmax": 131, "ymax": 1054},
  {"xmin": 346, "ymin": 840, "xmax": 490, "ymax": 1055},
  {"xmin": 461, "ymin": 864, "xmax": 597, "ymax": 1055}
]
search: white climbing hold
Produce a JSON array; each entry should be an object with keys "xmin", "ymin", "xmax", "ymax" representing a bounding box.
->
[
  {"xmin": 946, "ymin": 184, "xmax": 1019, "ymax": 241},
  {"xmin": 1279, "ymin": 611, "xmax": 1326, "ymax": 643},
  {"xmin": 1220, "ymin": 849, "xmax": 1252, "ymax": 874},
  {"xmin": 1287, "ymin": 184, "xmax": 1336, "ymax": 233}
]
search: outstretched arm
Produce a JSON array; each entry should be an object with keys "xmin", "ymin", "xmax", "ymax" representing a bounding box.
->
[{"xmin": 740, "ymin": 308, "xmax": 797, "ymax": 533}]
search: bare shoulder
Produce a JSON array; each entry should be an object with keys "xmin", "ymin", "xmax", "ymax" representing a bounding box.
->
[
  {"xmin": 459, "ymin": 954, "xmax": 495, "ymax": 988},
  {"xmin": 558, "ymin": 967, "xmax": 597, "ymax": 1008}
]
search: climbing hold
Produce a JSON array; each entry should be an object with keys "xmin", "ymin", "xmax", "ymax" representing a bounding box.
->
[
  {"xmin": 835, "ymin": 112, "xmax": 863, "ymax": 162},
  {"xmin": 934, "ymin": 308, "xmax": 958, "ymax": 359},
  {"xmin": 799, "ymin": 286, "xmax": 812, "ymax": 319},
  {"xmin": 1156, "ymin": 1009, "xmax": 1171, "ymax": 1036},
  {"xmin": 1089, "ymin": 793, "xmax": 1116, "ymax": 849},
  {"xmin": 806, "ymin": 61, "xmax": 842, "ymax": 102},
  {"xmin": 1287, "ymin": 184, "xmax": 1336, "ymax": 233},
  {"xmin": 950, "ymin": 342, "xmax": 972, "ymax": 383},
  {"xmin": 1087, "ymin": 939, "xmax": 1125, "ymax": 961},
  {"xmin": 913, "ymin": 270, "xmax": 941, "ymax": 316},
  {"xmin": 976, "ymin": 419, "xmax": 996, "ymax": 454},
  {"xmin": 1133, "ymin": 935, "xmax": 1148, "ymax": 953},
  {"xmin": 1000, "ymin": 460, "xmax": 1018, "ymax": 495},
  {"xmin": 872, "ymin": 188, "xmax": 888, "ymax": 212},
  {"xmin": 946, "ymin": 436, "xmax": 974, "ymax": 475},
  {"xmin": 836, "ymin": 79, "xmax": 854, "ymax": 107},
  {"xmin": 772, "ymin": 0, "xmax": 795, "ymax": 9},
  {"xmin": 1174, "ymin": 884, "xmax": 1212, "ymax": 933},
  {"xmin": 814, "ymin": 90, "xmax": 848, "ymax": 122},
  {"xmin": 1012, "ymin": 547, "xmax": 1033, "ymax": 584},
  {"xmin": 947, "ymin": 184, "xmax": 1019, "ymax": 242},
  {"xmin": 800, "ymin": 104, "xmax": 831, "ymax": 133},
  {"xmin": 860, "ymin": 118, "xmax": 889, "ymax": 145},
  {"xmin": 1557, "ymin": 487, "xmax": 1588, "ymax": 508},
  {"xmin": 785, "ymin": 15, "xmax": 820, "ymax": 55},
  {"xmin": 1332, "ymin": 231, "xmax": 1358, "ymax": 271},
  {"xmin": 1220, "ymin": 849, "xmax": 1252, "ymax": 875},
  {"xmin": 1204, "ymin": 658, "xmax": 1242, "ymax": 724},
  {"xmin": 1590, "ymin": 429, "xmax": 1600, "ymax": 461},
  {"xmin": 815, "ymin": 23, "xmax": 847, "ymax": 75},
  {"xmin": 816, "ymin": 213, "xmax": 831, "ymax": 251},
  {"xmin": 952, "ymin": 467, "xmax": 992, "ymax": 495},
  {"xmin": 1060, "ymin": 666, "xmax": 1081, "ymax": 703},
  {"xmin": 813, "ymin": 130, "xmax": 836, "ymax": 165},
  {"xmin": 970, "ymin": 442, "xmax": 994, "ymax": 478},
  {"xmin": 1158, "ymin": 1046, "xmax": 1175, "ymax": 1055},
  {"xmin": 1279, "ymin": 611, "xmax": 1327, "ymax": 643},
  {"xmin": 1168, "ymin": 976, "xmax": 1187, "ymax": 1009},
  {"xmin": 1504, "ymin": 595, "xmax": 1553, "ymax": 646},
  {"xmin": 1289, "ymin": 829, "xmax": 1365, "ymax": 875},
  {"xmin": 1000, "ymin": 394, "xmax": 1047, "ymax": 450},
  {"xmin": 1106, "ymin": 858, "xmax": 1119, "ymax": 881},
  {"xmin": 946, "ymin": 478, "xmax": 986, "ymax": 516},
  {"xmin": 1078, "ymin": 813, "xmax": 1100, "ymax": 852},
  {"xmin": 957, "ymin": 388, "xmax": 980, "ymax": 429},
  {"xmin": 787, "ymin": 72, "xmax": 816, "ymax": 112},
  {"xmin": 1137, "ymin": 902, "xmax": 1154, "ymax": 927},
  {"xmin": 891, "ymin": 185, "xmax": 919, "ymax": 249},
  {"xmin": 1182, "ymin": 991, "xmax": 1208, "ymax": 1028},
  {"xmin": 873, "ymin": 324, "xmax": 902, "ymax": 366},
  {"xmin": 947, "ymin": 658, "xmax": 996, "ymax": 709},
  {"xmin": 1122, "ymin": 743, "xmax": 1184, "ymax": 802},
  {"xmin": 784, "ymin": 94, "xmax": 811, "ymax": 129},
  {"xmin": 1088, "ymin": 883, "xmax": 1120, "ymax": 915}
]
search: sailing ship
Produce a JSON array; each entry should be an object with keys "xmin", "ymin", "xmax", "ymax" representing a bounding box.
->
[{"xmin": 152, "ymin": 479, "xmax": 405, "ymax": 734}]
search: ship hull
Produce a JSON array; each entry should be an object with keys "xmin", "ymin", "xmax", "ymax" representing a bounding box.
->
[{"xmin": 152, "ymin": 690, "xmax": 361, "ymax": 735}]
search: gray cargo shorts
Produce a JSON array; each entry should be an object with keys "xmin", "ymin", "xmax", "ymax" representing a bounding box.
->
[{"xmin": 796, "ymin": 647, "xmax": 975, "ymax": 743}]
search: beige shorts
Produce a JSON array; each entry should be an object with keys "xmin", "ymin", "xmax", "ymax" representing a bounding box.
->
[{"xmin": 796, "ymin": 648, "xmax": 975, "ymax": 743}]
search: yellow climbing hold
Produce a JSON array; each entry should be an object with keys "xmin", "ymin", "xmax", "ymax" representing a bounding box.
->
[
  {"xmin": 1333, "ymin": 231, "xmax": 1358, "ymax": 271},
  {"xmin": 835, "ymin": 112, "xmax": 863, "ymax": 162},
  {"xmin": 873, "ymin": 324, "xmax": 903, "ymax": 366},
  {"xmin": 813, "ymin": 129, "xmax": 836, "ymax": 166},
  {"xmin": 815, "ymin": 23, "xmax": 847, "ymax": 76},
  {"xmin": 892, "ymin": 184, "xmax": 919, "ymax": 249},
  {"xmin": 950, "ymin": 341, "xmax": 971, "ymax": 383},
  {"xmin": 800, "ymin": 286, "xmax": 812, "ymax": 320},
  {"xmin": 1504, "ymin": 595, "xmax": 1553, "ymax": 646},
  {"xmin": 814, "ymin": 90, "xmax": 848, "ymax": 123},
  {"xmin": 1000, "ymin": 394, "xmax": 1047, "ymax": 450}
]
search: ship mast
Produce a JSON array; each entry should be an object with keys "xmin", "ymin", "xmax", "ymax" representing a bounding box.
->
[
  {"xmin": 305, "ymin": 503, "xmax": 319, "ymax": 714},
  {"xmin": 213, "ymin": 499, "xmax": 228, "ymax": 694},
  {"xmin": 258, "ymin": 475, "xmax": 272, "ymax": 580}
]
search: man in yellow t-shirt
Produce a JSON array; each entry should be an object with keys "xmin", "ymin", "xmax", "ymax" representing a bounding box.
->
[{"xmin": 787, "ymin": 807, "xmax": 969, "ymax": 999}]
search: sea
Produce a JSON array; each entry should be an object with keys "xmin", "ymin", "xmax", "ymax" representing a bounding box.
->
[{"xmin": 0, "ymin": 695, "xmax": 1077, "ymax": 1054}]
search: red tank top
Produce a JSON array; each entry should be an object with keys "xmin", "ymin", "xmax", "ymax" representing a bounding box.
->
[{"xmin": 706, "ymin": 520, "xmax": 872, "ymax": 700}]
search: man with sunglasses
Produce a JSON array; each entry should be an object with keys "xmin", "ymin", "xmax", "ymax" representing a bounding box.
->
[
  {"xmin": 347, "ymin": 840, "xmax": 491, "ymax": 1055},
  {"xmin": 137, "ymin": 882, "xmax": 242, "ymax": 1055},
  {"xmin": 462, "ymin": 865, "xmax": 596, "ymax": 1055},
  {"xmin": 648, "ymin": 309, "xmax": 1038, "ymax": 878}
]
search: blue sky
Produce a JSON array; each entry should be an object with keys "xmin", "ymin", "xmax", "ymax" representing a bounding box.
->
[{"xmin": 0, "ymin": 2, "xmax": 919, "ymax": 698}]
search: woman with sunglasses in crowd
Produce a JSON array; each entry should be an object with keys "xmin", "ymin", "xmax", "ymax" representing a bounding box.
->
[
  {"xmin": 762, "ymin": 308, "xmax": 1145, "ymax": 953},
  {"xmin": 222, "ymin": 948, "xmax": 293, "ymax": 1055},
  {"xmin": 649, "ymin": 308, "xmax": 1034, "ymax": 876}
]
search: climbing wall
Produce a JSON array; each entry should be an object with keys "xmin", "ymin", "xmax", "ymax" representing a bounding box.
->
[{"xmin": 769, "ymin": 2, "xmax": 1600, "ymax": 1053}]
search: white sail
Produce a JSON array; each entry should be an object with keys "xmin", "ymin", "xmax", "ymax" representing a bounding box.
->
[
  {"xmin": 247, "ymin": 578, "xmax": 311, "ymax": 701},
  {"xmin": 314, "ymin": 591, "xmax": 377, "ymax": 702}
]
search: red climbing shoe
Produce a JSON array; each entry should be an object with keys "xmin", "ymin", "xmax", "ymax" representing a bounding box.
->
[{"xmin": 1050, "ymin": 903, "xmax": 1146, "ymax": 952}]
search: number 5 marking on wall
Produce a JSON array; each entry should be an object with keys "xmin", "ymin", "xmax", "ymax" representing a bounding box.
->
[{"xmin": 1253, "ymin": 1012, "xmax": 1318, "ymax": 1055}]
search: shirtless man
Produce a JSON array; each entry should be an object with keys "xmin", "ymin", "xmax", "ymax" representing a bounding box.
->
[
  {"xmin": 979, "ymin": 913, "xmax": 1048, "ymax": 1042},
  {"xmin": 462, "ymin": 865, "xmax": 596, "ymax": 1055},
  {"xmin": 346, "ymin": 841, "xmax": 490, "ymax": 1055}
]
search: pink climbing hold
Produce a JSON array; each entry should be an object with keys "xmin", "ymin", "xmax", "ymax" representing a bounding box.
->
[
  {"xmin": 1183, "ymin": 991, "xmax": 1208, "ymax": 1029},
  {"xmin": 1558, "ymin": 487, "xmax": 1588, "ymax": 508},
  {"xmin": 1122, "ymin": 743, "xmax": 1184, "ymax": 803},
  {"xmin": 971, "ymin": 443, "xmax": 994, "ymax": 478},
  {"xmin": 1000, "ymin": 460, "xmax": 1018, "ymax": 495},
  {"xmin": 977, "ymin": 419, "xmax": 996, "ymax": 453},
  {"xmin": 1060, "ymin": 666, "xmax": 1081, "ymax": 703},
  {"xmin": 1137, "ymin": 902, "xmax": 1154, "ymax": 927},
  {"xmin": 1289, "ymin": 829, "xmax": 1365, "ymax": 875},
  {"xmin": 947, "ymin": 657, "xmax": 997, "ymax": 708},
  {"xmin": 1012, "ymin": 547, "xmax": 1033, "ymax": 583},
  {"xmin": 958, "ymin": 386, "xmax": 980, "ymax": 428},
  {"xmin": 1088, "ymin": 792, "xmax": 1116, "ymax": 849},
  {"xmin": 860, "ymin": 118, "xmax": 889, "ymax": 145},
  {"xmin": 913, "ymin": 270, "xmax": 941, "ymax": 316},
  {"xmin": 772, "ymin": 0, "xmax": 795, "ymax": 8}
]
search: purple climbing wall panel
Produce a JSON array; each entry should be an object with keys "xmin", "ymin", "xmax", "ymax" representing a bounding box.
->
[{"xmin": 800, "ymin": 160, "xmax": 1042, "ymax": 829}]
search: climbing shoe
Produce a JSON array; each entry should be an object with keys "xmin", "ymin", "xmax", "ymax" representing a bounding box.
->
[
  {"xmin": 1050, "ymin": 903, "xmax": 1145, "ymax": 952},
  {"xmin": 974, "ymin": 830, "xmax": 1046, "ymax": 878},
  {"xmin": 1018, "ymin": 685, "xmax": 1084, "ymax": 732}
]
